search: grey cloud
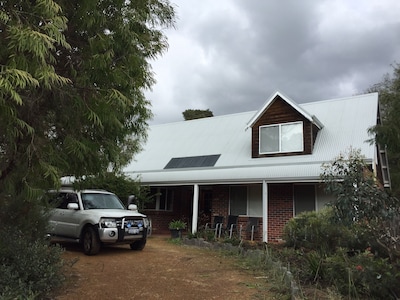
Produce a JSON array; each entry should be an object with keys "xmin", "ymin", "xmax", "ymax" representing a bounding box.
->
[{"xmin": 147, "ymin": 0, "xmax": 400, "ymax": 124}]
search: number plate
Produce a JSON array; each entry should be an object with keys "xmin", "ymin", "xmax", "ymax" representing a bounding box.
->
[{"xmin": 127, "ymin": 228, "xmax": 139, "ymax": 234}]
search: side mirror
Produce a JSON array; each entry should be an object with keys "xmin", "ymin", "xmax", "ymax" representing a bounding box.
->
[
  {"xmin": 67, "ymin": 203, "xmax": 79, "ymax": 210},
  {"xmin": 127, "ymin": 195, "xmax": 136, "ymax": 205},
  {"xmin": 128, "ymin": 204, "xmax": 138, "ymax": 212}
]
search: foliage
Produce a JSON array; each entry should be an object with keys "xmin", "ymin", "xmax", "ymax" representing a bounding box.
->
[
  {"xmin": 187, "ymin": 229, "xmax": 216, "ymax": 242},
  {"xmin": 323, "ymin": 248, "xmax": 399, "ymax": 299},
  {"xmin": 168, "ymin": 219, "xmax": 187, "ymax": 230},
  {"xmin": 72, "ymin": 173, "xmax": 152, "ymax": 209},
  {"xmin": 182, "ymin": 109, "xmax": 214, "ymax": 120},
  {"xmin": 0, "ymin": 0, "xmax": 70, "ymax": 204},
  {"xmin": 0, "ymin": 227, "xmax": 64, "ymax": 299},
  {"xmin": 1, "ymin": 0, "xmax": 175, "ymax": 198},
  {"xmin": 321, "ymin": 148, "xmax": 400, "ymax": 261},
  {"xmin": 0, "ymin": 191, "xmax": 64, "ymax": 299},
  {"xmin": 222, "ymin": 236, "xmax": 242, "ymax": 246},
  {"xmin": 283, "ymin": 208, "xmax": 352, "ymax": 254},
  {"xmin": 367, "ymin": 63, "xmax": 400, "ymax": 197},
  {"xmin": 276, "ymin": 148, "xmax": 400, "ymax": 298},
  {"xmin": 273, "ymin": 245, "xmax": 400, "ymax": 299},
  {"xmin": 321, "ymin": 148, "xmax": 396, "ymax": 225},
  {"xmin": 0, "ymin": 0, "xmax": 175, "ymax": 297}
]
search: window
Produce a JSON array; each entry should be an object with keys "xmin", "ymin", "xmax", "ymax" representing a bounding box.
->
[
  {"xmin": 49, "ymin": 192, "xmax": 78, "ymax": 209},
  {"xmin": 294, "ymin": 185, "xmax": 315, "ymax": 216},
  {"xmin": 229, "ymin": 185, "xmax": 262, "ymax": 217},
  {"xmin": 81, "ymin": 193, "xmax": 125, "ymax": 210},
  {"xmin": 260, "ymin": 121, "xmax": 303, "ymax": 154},
  {"xmin": 230, "ymin": 186, "xmax": 247, "ymax": 215},
  {"xmin": 146, "ymin": 188, "xmax": 173, "ymax": 211},
  {"xmin": 248, "ymin": 185, "xmax": 262, "ymax": 216}
]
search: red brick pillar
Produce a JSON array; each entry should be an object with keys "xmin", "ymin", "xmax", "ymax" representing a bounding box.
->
[{"xmin": 267, "ymin": 183, "xmax": 293, "ymax": 242}]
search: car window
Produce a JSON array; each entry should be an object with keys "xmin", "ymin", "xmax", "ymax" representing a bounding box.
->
[
  {"xmin": 49, "ymin": 192, "xmax": 78, "ymax": 209},
  {"xmin": 82, "ymin": 193, "xmax": 125, "ymax": 210}
]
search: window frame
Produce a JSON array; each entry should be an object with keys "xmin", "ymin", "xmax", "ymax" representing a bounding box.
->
[
  {"xmin": 229, "ymin": 185, "xmax": 262, "ymax": 217},
  {"xmin": 146, "ymin": 187, "xmax": 174, "ymax": 211},
  {"xmin": 293, "ymin": 184, "xmax": 316, "ymax": 216},
  {"xmin": 259, "ymin": 121, "xmax": 304, "ymax": 154}
]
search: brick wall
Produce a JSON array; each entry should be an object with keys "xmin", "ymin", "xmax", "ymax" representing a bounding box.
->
[
  {"xmin": 209, "ymin": 183, "xmax": 294, "ymax": 242},
  {"xmin": 268, "ymin": 183, "xmax": 294, "ymax": 242},
  {"xmin": 144, "ymin": 211, "xmax": 176, "ymax": 234},
  {"xmin": 211, "ymin": 185, "xmax": 229, "ymax": 222}
]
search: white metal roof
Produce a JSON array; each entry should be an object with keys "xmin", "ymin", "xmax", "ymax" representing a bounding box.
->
[{"xmin": 124, "ymin": 92, "xmax": 378, "ymax": 185}]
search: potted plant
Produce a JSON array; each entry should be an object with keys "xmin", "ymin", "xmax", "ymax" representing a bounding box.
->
[{"xmin": 168, "ymin": 219, "xmax": 187, "ymax": 238}]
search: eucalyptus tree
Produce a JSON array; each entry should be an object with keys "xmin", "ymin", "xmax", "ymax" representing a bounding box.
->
[
  {"xmin": 321, "ymin": 148, "xmax": 400, "ymax": 260},
  {"xmin": 0, "ymin": 1, "xmax": 175, "ymax": 296},
  {"xmin": 0, "ymin": 0, "xmax": 175, "ymax": 199},
  {"xmin": 367, "ymin": 63, "xmax": 400, "ymax": 197}
]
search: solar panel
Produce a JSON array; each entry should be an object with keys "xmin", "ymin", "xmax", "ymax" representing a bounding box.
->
[{"xmin": 164, "ymin": 154, "xmax": 221, "ymax": 169}]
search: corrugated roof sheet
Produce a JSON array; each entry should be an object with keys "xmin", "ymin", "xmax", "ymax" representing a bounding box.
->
[{"xmin": 124, "ymin": 92, "xmax": 378, "ymax": 185}]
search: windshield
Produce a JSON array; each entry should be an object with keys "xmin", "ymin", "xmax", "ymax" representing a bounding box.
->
[{"xmin": 81, "ymin": 193, "xmax": 125, "ymax": 210}]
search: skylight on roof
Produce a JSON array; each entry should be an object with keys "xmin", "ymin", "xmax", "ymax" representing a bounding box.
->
[{"xmin": 164, "ymin": 154, "xmax": 221, "ymax": 169}]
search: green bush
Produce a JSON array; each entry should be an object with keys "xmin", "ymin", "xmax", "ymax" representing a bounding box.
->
[
  {"xmin": 222, "ymin": 236, "xmax": 242, "ymax": 246},
  {"xmin": 191, "ymin": 229, "xmax": 218, "ymax": 242},
  {"xmin": 72, "ymin": 173, "xmax": 151, "ymax": 209},
  {"xmin": 0, "ymin": 228, "xmax": 65, "ymax": 299},
  {"xmin": 280, "ymin": 207, "xmax": 400, "ymax": 298},
  {"xmin": 0, "ymin": 195, "xmax": 65, "ymax": 299},
  {"xmin": 283, "ymin": 208, "xmax": 351, "ymax": 254},
  {"xmin": 324, "ymin": 248, "xmax": 399, "ymax": 299}
]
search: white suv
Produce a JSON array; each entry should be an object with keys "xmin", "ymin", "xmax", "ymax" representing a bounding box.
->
[{"xmin": 47, "ymin": 188, "xmax": 149, "ymax": 255}]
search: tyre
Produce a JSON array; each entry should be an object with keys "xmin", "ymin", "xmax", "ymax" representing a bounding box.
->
[
  {"xmin": 130, "ymin": 238, "xmax": 146, "ymax": 250},
  {"xmin": 82, "ymin": 226, "xmax": 101, "ymax": 255}
]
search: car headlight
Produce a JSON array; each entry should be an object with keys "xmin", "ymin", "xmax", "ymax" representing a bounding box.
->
[{"xmin": 100, "ymin": 218, "xmax": 117, "ymax": 228}]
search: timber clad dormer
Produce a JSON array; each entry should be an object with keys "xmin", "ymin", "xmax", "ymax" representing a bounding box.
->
[{"xmin": 249, "ymin": 93, "xmax": 322, "ymax": 158}]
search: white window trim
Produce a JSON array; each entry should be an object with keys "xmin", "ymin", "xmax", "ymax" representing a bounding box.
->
[{"xmin": 259, "ymin": 121, "xmax": 304, "ymax": 154}]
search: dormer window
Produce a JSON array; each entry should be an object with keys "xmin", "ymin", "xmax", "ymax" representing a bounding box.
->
[{"xmin": 259, "ymin": 121, "xmax": 303, "ymax": 154}]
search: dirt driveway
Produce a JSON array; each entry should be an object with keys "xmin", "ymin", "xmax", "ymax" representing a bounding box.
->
[{"xmin": 55, "ymin": 235, "xmax": 277, "ymax": 299}]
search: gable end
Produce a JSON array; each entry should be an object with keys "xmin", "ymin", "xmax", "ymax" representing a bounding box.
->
[{"xmin": 251, "ymin": 96, "xmax": 320, "ymax": 158}]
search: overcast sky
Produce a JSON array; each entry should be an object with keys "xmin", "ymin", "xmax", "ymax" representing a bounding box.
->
[{"xmin": 146, "ymin": 0, "xmax": 400, "ymax": 124}]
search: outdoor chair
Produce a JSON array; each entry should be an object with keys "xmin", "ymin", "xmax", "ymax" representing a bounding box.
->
[
  {"xmin": 225, "ymin": 215, "xmax": 242, "ymax": 239},
  {"xmin": 205, "ymin": 215, "xmax": 223, "ymax": 238},
  {"xmin": 245, "ymin": 217, "xmax": 259, "ymax": 241}
]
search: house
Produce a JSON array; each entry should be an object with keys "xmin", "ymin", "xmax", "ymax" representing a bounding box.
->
[{"xmin": 124, "ymin": 91, "xmax": 389, "ymax": 242}]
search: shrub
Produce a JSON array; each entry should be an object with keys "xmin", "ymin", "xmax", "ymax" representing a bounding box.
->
[
  {"xmin": 72, "ymin": 173, "xmax": 153, "ymax": 209},
  {"xmin": 321, "ymin": 148, "xmax": 400, "ymax": 261},
  {"xmin": 0, "ymin": 228, "xmax": 65, "ymax": 299},
  {"xmin": 191, "ymin": 229, "xmax": 218, "ymax": 242},
  {"xmin": 324, "ymin": 248, "xmax": 399, "ymax": 299},
  {"xmin": 283, "ymin": 208, "xmax": 351, "ymax": 254},
  {"xmin": 0, "ymin": 195, "xmax": 65, "ymax": 299},
  {"xmin": 222, "ymin": 236, "xmax": 242, "ymax": 246}
]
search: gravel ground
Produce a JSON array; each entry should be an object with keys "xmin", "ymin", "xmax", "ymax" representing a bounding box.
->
[{"xmin": 54, "ymin": 235, "xmax": 277, "ymax": 299}]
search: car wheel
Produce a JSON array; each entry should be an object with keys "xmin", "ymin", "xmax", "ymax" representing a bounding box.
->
[
  {"xmin": 130, "ymin": 238, "xmax": 146, "ymax": 250},
  {"xmin": 82, "ymin": 226, "xmax": 101, "ymax": 255}
]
